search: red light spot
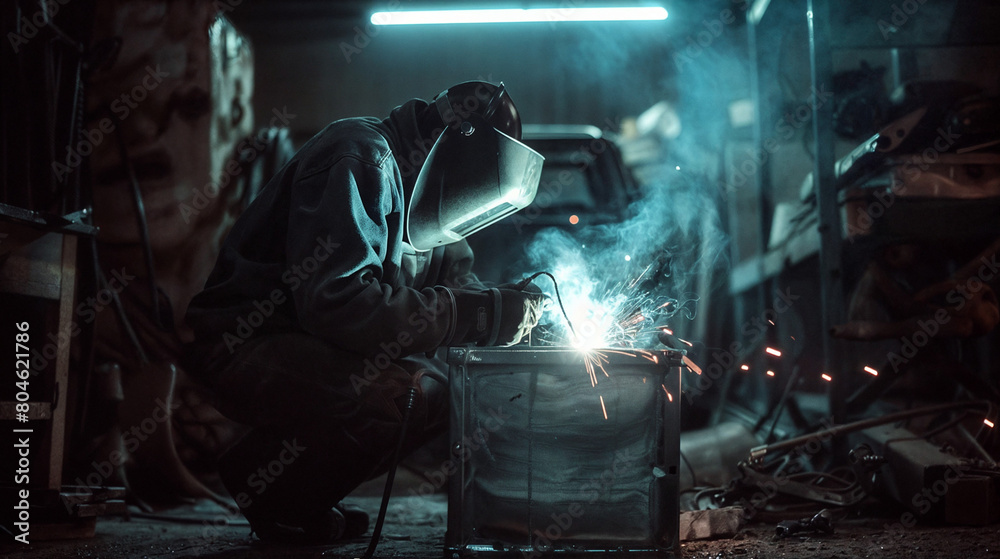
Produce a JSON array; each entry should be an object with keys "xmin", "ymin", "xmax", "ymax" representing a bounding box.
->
[{"xmin": 569, "ymin": 214, "xmax": 580, "ymax": 225}]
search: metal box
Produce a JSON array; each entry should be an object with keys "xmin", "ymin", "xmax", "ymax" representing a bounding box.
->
[{"xmin": 445, "ymin": 347, "xmax": 682, "ymax": 558}]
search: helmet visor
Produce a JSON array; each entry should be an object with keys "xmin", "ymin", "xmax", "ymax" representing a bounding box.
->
[{"xmin": 407, "ymin": 112, "xmax": 543, "ymax": 252}]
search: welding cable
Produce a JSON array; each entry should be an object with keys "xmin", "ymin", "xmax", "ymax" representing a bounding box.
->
[
  {"xmin": 761, "ymin": 365, "xmax": 802, "ymax": 443},
  {"xmin": 516, "ymin": 271, "xmax": 578, "ymax": 340},
  {"xmin": 748, "ymin": 400, "xmax": 992, "ymax": 463},
  {"xmin": 94, "ymin": 237, "xmax": 150, "ymax": 365},
  {"xmin": 362, "ymin": 382, "xmax": 419, "ymax": 559},
  {"xmin": 114, "ymin": 126, "xmax": 165, "ymax": 331},
  {"xmin": 679, "ymin": 450, "xmax": 700, "ymax": 488}
]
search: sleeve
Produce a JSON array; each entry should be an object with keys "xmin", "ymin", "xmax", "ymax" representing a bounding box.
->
[
  {"xmin": 438, "ymin": 239, "xmax": 488, "ymax": 290},
  {"xmin": 287, "ymin": 156, "xmax": 467, "ymax": 357}
]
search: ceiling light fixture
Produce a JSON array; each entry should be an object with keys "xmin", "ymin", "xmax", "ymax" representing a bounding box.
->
[{"xmin": 371, "ymin": 7, "xmax": 668, "ymax": 25}]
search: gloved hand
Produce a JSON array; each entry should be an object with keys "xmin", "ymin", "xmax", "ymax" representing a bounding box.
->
[
  {"xmin": 491, "ymin": 285, "xmax": 545, "ymax": 346},
  {"xmin": 449, "ymin": 283, "xmax": 546, "ymax": 347}
]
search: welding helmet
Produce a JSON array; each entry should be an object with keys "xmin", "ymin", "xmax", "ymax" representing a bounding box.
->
[{"xmin": 406, "ymin": 81, "xmax": 544, "ymax": 252}]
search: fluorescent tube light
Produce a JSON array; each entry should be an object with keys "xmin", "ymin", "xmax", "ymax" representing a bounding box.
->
[{"xmin": 371, "ymin": 7, "xmax": 668, "ymax": 25}]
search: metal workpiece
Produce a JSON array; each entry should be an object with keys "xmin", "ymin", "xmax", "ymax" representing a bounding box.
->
[{"xmin": 445, "ymin": 347, "xmax": 683, "ymax": 558}]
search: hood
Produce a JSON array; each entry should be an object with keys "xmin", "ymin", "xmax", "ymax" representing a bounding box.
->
[{"xmin": 381, "ymin": 98, "xmax": 444, "ymax": 202}]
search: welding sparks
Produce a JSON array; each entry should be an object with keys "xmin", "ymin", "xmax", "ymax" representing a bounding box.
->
[
  {"xmin": 740, "ymin": 364, "xmax": 749, "ymax": 371},
  {"xmin": 864, "ymin": 366, "xmax": 879, "ymax": 376},
  {"xmin": 539, "ymin": 255, "xmax": 691, "ymax": 353},
  {"xmin": 821, "ymin": 373, "xmax": 833, "ymax": 382},
  {"xmin": 768, "ymin": 319, "xmax": 775, "ymax": 325},
  {"xmin": 583, "ymin": 350, "xmax": 611, "ymax": 387},
  {"xmin": 599, "ymin": 395, "xmax": 608, "ymax": 420},
  {"xmin": 985, "ymin": 418, "xmax": 995, "ymax": 429},
  {"xmin": 766, "ymin": 370, "xmax": 775, "ymax": 377},
  {"xmin": 627, "ymin": 262, "xmax": 655, "ymax": 289},
  {"xmin": 682, "ymin": 355, "xmax": 702, "ymax": 375},
  {"xmin": 624, "ymin": 254, "xmax": 631, "ymax": 262},
  {"xmin": 661, "ymin": 384, "xmax": 673, "ymax": 402},
  {"xmin": 765, "ymin": 347, "xmax": 782, "ymax": 357}
]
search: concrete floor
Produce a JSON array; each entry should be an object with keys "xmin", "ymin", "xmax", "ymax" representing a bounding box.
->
[{"xmin": 2, "ymin": 493, "xmax": 998, "ymax": 559}]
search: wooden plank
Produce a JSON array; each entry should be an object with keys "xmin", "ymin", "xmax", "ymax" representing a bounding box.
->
[
  {"xmin": 0, "ymin": 232, "xmax": 63, "ymax": 299},
  {"xmin": 47, "ymin": 234, "xmax": 76, "ymax": 490}
]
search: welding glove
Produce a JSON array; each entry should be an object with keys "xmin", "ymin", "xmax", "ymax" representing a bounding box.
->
[{"xmin": 449, "ymin": 286, "xmax": 545, "ymax": 347}]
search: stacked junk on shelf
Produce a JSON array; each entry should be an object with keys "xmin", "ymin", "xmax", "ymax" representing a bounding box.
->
[{"xmin": 678, "ymin": 80, "xmax": 1000, "ymax": 540}]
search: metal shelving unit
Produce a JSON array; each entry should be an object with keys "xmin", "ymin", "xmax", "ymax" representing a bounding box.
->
[{"xmin": 739, "ymin": 0, "xmax": 1000, "ymax": 425}]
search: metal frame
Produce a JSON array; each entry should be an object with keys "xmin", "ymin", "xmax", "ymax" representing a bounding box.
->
[{"xmin": 445, "ymin": 347, "xmax": 682, "ymax": 558}]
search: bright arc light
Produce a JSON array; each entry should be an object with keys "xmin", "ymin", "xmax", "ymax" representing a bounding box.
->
[{"xmin": 371, "ymin": 7, "xmax": 668, "ymax": 25}]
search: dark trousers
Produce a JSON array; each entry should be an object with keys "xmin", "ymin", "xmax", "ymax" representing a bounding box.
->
[{"xmin": 208, "ymin": 333, "xmax": 448, "ymax": 523}]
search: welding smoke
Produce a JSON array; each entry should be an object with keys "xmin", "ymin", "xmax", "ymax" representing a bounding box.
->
[{"xmin": 526, "ymin": 166, "xmax": 729, "ymax": 347}]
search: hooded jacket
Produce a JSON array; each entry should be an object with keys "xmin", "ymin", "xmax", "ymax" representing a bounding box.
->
[{"xmin": 186, "ymin": 99, "xmax": 490, "ymax": 375}]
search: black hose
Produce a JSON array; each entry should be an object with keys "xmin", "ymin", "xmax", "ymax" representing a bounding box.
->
[
  {"xmin": 517, "ymin": 271, "xmax": 577, "ymax": 340},
  {"xmin": 362, "ymin": 384, "xmax": 419, "ymax": 559},
  {"xmin": 114, "ymin": 125, "xmax": 165, "ymax": 330},
  {"xmin": 748, "ymin": 400, "xmax": 993, "ymax": 463}
]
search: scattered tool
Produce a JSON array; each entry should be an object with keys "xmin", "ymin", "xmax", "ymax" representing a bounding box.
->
[{"xmin": 774, "ymin": 509, "xmax": 834, "ymax": 539}]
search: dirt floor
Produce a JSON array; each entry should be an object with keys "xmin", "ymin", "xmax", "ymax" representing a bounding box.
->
[{"xmin": 2, "ymin": 492, "xmax": 998, "ymax": 559}]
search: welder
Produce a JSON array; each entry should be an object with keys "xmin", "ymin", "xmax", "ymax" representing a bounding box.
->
[{"xmin": 184, "ymin": 81, "xmax": 545, "ymax": 543}]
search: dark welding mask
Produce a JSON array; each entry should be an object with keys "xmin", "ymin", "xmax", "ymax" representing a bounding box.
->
[{"xmin": 407, "ymin": 82, "xmax": 544, "ymax": 252}]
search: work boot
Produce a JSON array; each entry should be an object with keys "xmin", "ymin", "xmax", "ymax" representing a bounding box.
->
[
  {"xmin": 335, "ymin": 502, "xmax": 370, "ymax": 539},
  {"xmin": 244, "ymin": 506, "xmax": 346, "ymax": 544}
]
